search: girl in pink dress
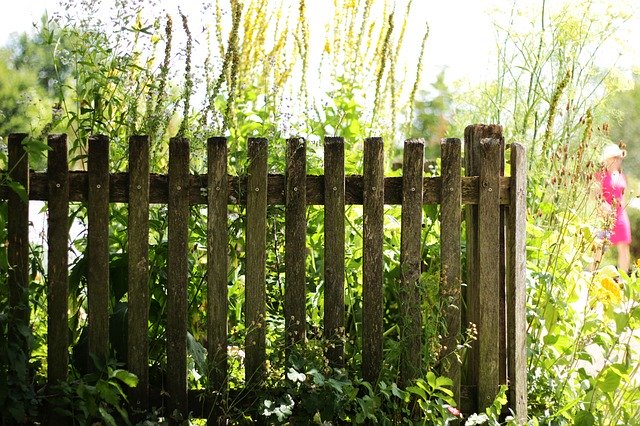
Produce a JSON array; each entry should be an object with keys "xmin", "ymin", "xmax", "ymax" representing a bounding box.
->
[{"xmin": 595, "ymin": 144, "xmax": 631, "ymax": 272}]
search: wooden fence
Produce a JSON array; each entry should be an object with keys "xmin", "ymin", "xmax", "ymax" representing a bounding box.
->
[{"xmin": 2, "ymin": 124, "xmax": 527, "ymax": 422}]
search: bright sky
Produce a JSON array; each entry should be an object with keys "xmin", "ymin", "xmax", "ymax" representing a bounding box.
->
[
  {"xmin": 0, "ymin": 0, "xmax": 499, "ymax": 85},
  {"xmin": 1, "ymin": 0, "xmax": 639, "ymax": 85}
]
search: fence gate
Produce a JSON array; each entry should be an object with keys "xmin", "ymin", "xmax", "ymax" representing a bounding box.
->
[{"xmin": 3, "ymin": 123, "xmax": 527, "ymax": 422}]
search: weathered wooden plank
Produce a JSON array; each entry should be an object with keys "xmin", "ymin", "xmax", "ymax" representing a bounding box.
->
[
  {"xmin": 87, "ymin": 135, "xmax": 110, "ymax": 367},
  {"xmin": 362, "ymin": 137, "xmax": 384, "ymax": 384},
  {"xmin": 507, "ymin": 143, "xmax": 527, "ymax": 420},
  {"xmin": 207, "ymin": 137, "xmax": 228, "ymax": 401},
  {"xmin": 47, "ymin": 134, "xmax": 69, "ymax": 386},
  {"xmin": 245, "ymin": 138, "xmax": 268, "ymax": 387},
  {"xmin": 399, "ymin": 139, "xmax": 424, "ymax": 387},
  {"xmin": 477, "ymin": 138, "xmax": 502, "ymax": 410},
  {"xmin": 463, "ymin": 124, "xmax": 503, "ymax": 411},
  {"xmin": 463, "ymin": 126, "xmax": 479, "ymax": 404},
  {"xmin": 323, "ymin": 137, "xmax": 345, "ymax": 365},
  {"xmin": 21, "ymin": 173, "xmax": 512, "ymax": 205},
  {"xmin": 440, "ymin": 138, "xmax": 462, "ymax": 406},
  {"xmin": 167, "ymin": 137, "xmax": 190, "ymax": 418},
  {"xmin": 7, "ymin": 134, "xmax": 30, "ymax": 354},
  {"xmin": 127, "ymin": 135, "xmax": 150, "ymax": 411},
  {"xmin": 285, "ymin": 138, "xmax": 307, "ymax": 345}
]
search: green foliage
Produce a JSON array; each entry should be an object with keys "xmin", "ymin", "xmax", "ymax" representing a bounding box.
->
[
  {"xmin": 257, "ymin": 340, "xmax": 462, "ymax": 424},
  {"xmin": 0, "ymin": 50, "xmax": 50, "ymax": 137},
  {"xmin": 48, "ymin": 358, "xmax": 138, "ymax": 425}
]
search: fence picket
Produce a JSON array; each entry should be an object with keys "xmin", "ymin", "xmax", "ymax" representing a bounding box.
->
[
  {"xmin": 323, "ymin": 137, "xmax": 345, "ymax": 365},
  {"xmin": 507, "ymin": 143, "xmax": 528, "ymax": 420},
  {"xmin": 399, "ymin": 139, "xmax": 424, "ymax": 386},
  {"xmin": 285, "ymin": 138, "xmax": 307, "ymax": 345},
  {"xmin": 463, "ymin": 124, "xmax": 504, "ymax": 412},
  {"xmin": 87, "ymin": 135, "xmax": 110, "ymax": 367},
  {"xmin": 128, "ymin": 135, "xmax": 150, "ymax": 411},
  {"xmin": 47, "ymin": 134, "xmax": 69, "ymax": 386},
  {"xmin": 7, "ymin": 134, "xmax": 30, "ymax": 356},
  {"xmin": 440, "ymin": 137, "xmax": 462, "ymax": 406},
  {"xmin": 167, "ymin": 137, "xmax": 190, "ymax": 417},
  {"xmin": 477, "ymin": 138, "xmax": 502, "ymax": 410},
  {"xmin": 207, "ymin": 137, "xmax": 229, "ymax": 401},
  {"xmin": 362, "ymin": 137, "xmax": 384, "ymax": 384},
  {"xmin": 245, "ymin": 138, "xmax": 268, "ymax": 387}
]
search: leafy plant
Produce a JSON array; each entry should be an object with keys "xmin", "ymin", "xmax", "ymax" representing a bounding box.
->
[{"xmin": 46, "ymin": 358, "xmax": 138, "ymax": 425}]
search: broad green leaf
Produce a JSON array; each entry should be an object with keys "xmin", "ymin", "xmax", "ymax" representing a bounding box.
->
[
  {"xmin": 573, "ymin": 410, "xmax": 595, "ymax": 426},
  {"xmin": 596, "ymin": 366, "xmax": 621, "ymax": 393},
  {"xmin": 98, "ymin": 407, "xmax": 118, "ymax": 426},
  {"xmin": 113, "ymin": 369, "xmax": 139, "ymax": 388}
]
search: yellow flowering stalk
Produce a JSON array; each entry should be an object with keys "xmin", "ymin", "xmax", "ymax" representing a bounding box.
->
[{"xmin": 592, "ymin": 265, "xmax": 623, "ymax": 305}]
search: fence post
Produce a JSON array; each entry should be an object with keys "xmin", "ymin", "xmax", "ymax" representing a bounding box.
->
[
  {"xmin": 463, "ymin": 124, "xmax": 504, "ymax": 412},
  {"xmin": 440, "ymin": 138, "xmax": 462, "ymax": 408},
  {"xmin": 362, "ymin": 137, "xmax": 384, "ymax": 384},
  {"xmin": 87, "ymin": 135, "xmax": 110, "ymax": 368},
  {"xmin": 167, "ymin": 137, "xmax": 190, "ymax": 419},
  {"xmin": 399, "ymin": 139, "xmax": 424, "ymax": 386},
  {"xmin": 324, "ymin": 137, "xmax": 346, "ymax": 365},
  {"xmin": 7, "ymin": 134, "xmax": 30, "ymax": 365},
  {"xmin": 507, "ymin": 143, "xmax": 527, "ymax": 420},
  {"xmin": 245, "ymin": 138, "xmax": 268, "ymax": 387},
  {"xmin": 47, "ymin": 134, "xmax": 69, "ymax": 387},
  {"xmin": 207, "ymin": 136, "xmax": 229, "ymax": 415},
  {"xmin": 128, "ymin": 135, "xmax": 150, "ymax": 412},
  {"xmin": 285, "ymin": 137, "xmax": 307, "ymax": 346},
  {"xmin": 477, "ymin": 138, "xmax": 503, "ymax": 409}
]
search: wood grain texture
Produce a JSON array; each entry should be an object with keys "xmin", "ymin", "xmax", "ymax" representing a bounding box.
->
[
  {"xmin": 362, "ymin": 137, "xmax": 384, "ymax": 384},
  {"xmin": 47, "ymin": 134, "xmax": 69, "ymax": 386},
  {"xmin": 285, "ymin": 138, "xmax": 307, "ymax": 345},
  {"xmin": 87, "ymin": 135, "xmax": 110, "ymax": 366},
  {"xmin": 463, "ymin": 124, "xmax": 503, "ymax": 411},
  {"xmin": 127, "ymin": 135, "xmax": 150, "ymax": 411},
  {"xmin": 7, "ymin": 134, "xmax": 30, "ymax": 355},
  {"xmin": 399, "ymin": 139, "xmax": 424, "ymax": 386},
  {"xmin": 245, "ymin": 138, "xmax": 268, "ymax": 387},
  {"xmin": 507, "ymin": 143, "xmax": 527, "ymax": 421},
  {"xmin": 323, "ymin": 137, "xmax": 346, "ymax": 365},
  {"xmin": 477, "ymin": 138, "xmax": 502, "ymax": 411},
  {"xmin": 167, "ymin": 137, "xmax": 190, "ymax": 418},
  {"xmin": 440, "ymin": 138, "xmax": 462, "ymax": 406},
  {"xmin": 207, "ymin": 137, "xmax": 229, "ymax": 400}
]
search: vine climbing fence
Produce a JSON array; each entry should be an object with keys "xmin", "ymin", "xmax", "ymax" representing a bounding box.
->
[{"xmin": 2, "ymin": 124, "xmax": 526, "ymax": 421}]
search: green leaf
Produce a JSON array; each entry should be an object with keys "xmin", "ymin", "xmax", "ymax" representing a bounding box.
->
[
  {"xmin": 426, "ymin": 371, "xmax": 437, "ymax": 389},
  {"xmin": 574, "ymin": 410, "xmax": 595, "ymax": 426},
  {"xmin": 98, "ymin": 406, "xmax": 118, "ymax": 426},
  {"xmin": 435, "ymin": 375, "xmax": 453, "ymax": 388},
  {"xmin": 596, "ymin": 366, "xmax": 621, "ymax": 393},
  {"xmin": 112, "ymin": 369, "xmax": 138, "ymax": 388},
  {"xmin": 186, "ymin": 332, "xmax": 207, "ymax": 375},
  {"xmin": 96, "ymin": 380, "xmax": 120, "ymax": 406},
  {"xmin": 6, "ymin": 181, "xmax": 27, "ymax": 202},
  {"xmin": 406, "ymin": 385, "xmax": 427, "ymax": 400}
]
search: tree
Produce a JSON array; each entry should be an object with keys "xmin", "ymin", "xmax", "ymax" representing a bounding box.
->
[{"xmin": 0, "ymin": 49, "xmax": 49, "ymax": 137}]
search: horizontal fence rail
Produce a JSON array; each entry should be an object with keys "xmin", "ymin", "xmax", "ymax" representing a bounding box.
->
[
  {"xmin": 0, "ymin": 172, "xmax": 513, "ymax": 205},
  {"xmin": 2, "ymin": 124, "xmax": 527, "ymax": 422}
]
